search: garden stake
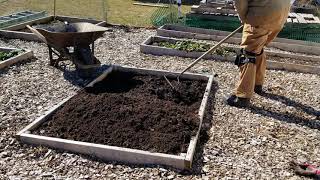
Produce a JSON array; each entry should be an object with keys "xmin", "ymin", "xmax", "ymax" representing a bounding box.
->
[{"xmin": 164, "ymin": 25, "xmax": 244, "ymax": 89}]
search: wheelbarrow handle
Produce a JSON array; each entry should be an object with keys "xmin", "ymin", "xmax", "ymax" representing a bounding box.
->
[
  {"xmin": 178, "ymin": 25, "xmax": 244, "ymax": 77},
  {"xmin": 26, "ymin": 25, "xmax": 48, "ymax": 44}
]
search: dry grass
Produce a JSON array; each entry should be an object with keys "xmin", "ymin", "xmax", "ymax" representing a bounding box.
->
[{"xmin": 0, "ymin": 0, "xmax": 191, "ymax": 27}]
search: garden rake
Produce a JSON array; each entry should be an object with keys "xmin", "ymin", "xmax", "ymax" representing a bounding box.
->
[{"xmin": 164, "ymin": 25, "xmax": 244, "ymax": 89}]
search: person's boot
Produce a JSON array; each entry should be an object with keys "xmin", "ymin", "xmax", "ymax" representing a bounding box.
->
[
  {"xmin": 254, "ymin": 85, "xmax": 263, "ymax": 94},
  {"xmin": 226, "ymin": 95, "xmax": 250, "ymax": 108}
]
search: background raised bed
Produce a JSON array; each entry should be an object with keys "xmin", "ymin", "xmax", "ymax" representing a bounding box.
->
[
  {"xmin": 140, "ymin": 36, "xmax": 320, "ymax": 75},
  {"xmin": 157, "ymin": 24, "xmax": 320, "ymax": 56},
  {"xmin": 0, "ymin": 10, "xmax": 46, "ymax": 29},
  {"xmin": 17, "ymin": 66, "xmax": 214, "ymax": 170},
  {"xmin": 0, "ymin": 15, "xmax": 106, "ymax": 42},
  {"xmin": 0, "ymin": 47, "xmax": 33, "ymax": 69}
]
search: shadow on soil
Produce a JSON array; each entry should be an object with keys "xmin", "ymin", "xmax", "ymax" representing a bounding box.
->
[
  {"xmin": 249, "ymin": 92, "xmax": 320, "ymax": 130},
  {"xmin": 54, "ymin": 78, "xmax": 218, "ymax": 175}
]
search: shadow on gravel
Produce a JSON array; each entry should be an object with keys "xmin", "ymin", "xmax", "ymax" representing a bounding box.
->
[
  {"xmin": 57, "ymin": 64, "xmax": 110, "ymax": 87},
  {"xmin": 250, "ymin": 92, "xmax": 320, "ymax": 130}
]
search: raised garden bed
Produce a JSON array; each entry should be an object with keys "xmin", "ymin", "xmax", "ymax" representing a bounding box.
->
[
  {"xmin": 141, "ymin": 36, "xmax": 320, "ymax": 75},
  {"xmin": 157, "ymin": 24, "xmax": 320, "ymax": 56},
  {"xmin": 17, "ymin": 66, "xmax": 214, "ymax": 169},
  {"xmin": 0, "ymin": 15, "xmax": 106, "ymax": 42},
  {"xmin": 154, "ymin": 40, "xmax": 235, "ymax": 56},
  {"xmin": 0, "ymin": 47, "xmax": 33, "ymax": 69},
  {"xmin": 141, "ymin": 36, "xmax": 236, "ymax": 61},
  {"xmin": 291, "ymin": 4, "xmax": 318, "ymax": 14},
  {"xmin": 0, "ymin": 11, "xmax": 46, "ymax": 29}
]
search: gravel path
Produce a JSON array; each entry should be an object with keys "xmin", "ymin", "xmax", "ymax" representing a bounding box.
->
[{"xmin": 0, "ymin": 27, "xmax": 319, "ymax": 179}]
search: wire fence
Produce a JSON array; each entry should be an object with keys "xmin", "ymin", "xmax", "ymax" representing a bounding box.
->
[
  {"xmin": 0, "ymin": 0, "xmax": 192, "ymax": 27},
  {"xmin": 0, "ymin": 0, "xmax": 106, "ymax": 20}
]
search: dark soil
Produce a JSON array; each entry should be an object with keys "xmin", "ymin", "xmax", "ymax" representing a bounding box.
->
[{"xmin": 33, "ymin": 71, "xmax": 207, "ymax": 154}]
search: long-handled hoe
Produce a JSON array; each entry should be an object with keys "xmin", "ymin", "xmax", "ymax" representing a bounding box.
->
[{"xmin": 164, "ymin": 25, "xmax": 244, "ymax": 90}]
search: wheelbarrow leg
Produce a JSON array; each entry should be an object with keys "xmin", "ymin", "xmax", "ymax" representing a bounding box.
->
[
  {"xmin": 91, "ymin": 41, "xmax": 94, "ymax": 56},
  {"xmin": 48, "ymin": 45, "xmax": 55, "ymax": 66}
]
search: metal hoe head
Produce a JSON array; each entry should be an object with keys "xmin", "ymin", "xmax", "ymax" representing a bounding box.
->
[{"xmin": 163, "ymin": 73, "xmax": 181, "ymax": 90}]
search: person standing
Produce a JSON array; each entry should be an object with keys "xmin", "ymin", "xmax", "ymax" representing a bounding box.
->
[{"xmin": 227, "ymin": 0, "xmax": 292, "ymax": 107}]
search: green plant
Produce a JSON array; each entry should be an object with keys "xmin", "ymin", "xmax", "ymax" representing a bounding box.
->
[
  {"xmin": 156, "ymin": 40, "xmax": 235, "ymax": 56},
  {"xmin": 0, "ymin": 50, "xmax": 21, "ymax": 61}
]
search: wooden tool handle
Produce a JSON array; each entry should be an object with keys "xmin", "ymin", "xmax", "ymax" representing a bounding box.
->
[{"xmin": 179, "ymin": 25, "xmax": 244, "ymax": 76}]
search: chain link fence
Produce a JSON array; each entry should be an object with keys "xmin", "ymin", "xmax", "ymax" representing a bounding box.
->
[
  {"xmin": 0, "ymin": 0, "xmax": 105, "ymax": 20},
  {"xmin": 0, "ymin": 0, "xmax": 194, "ymax": 27}
]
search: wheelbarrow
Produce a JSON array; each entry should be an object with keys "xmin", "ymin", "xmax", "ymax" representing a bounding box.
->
[{"xmin": 27, "ymin": 22, "xmax": 109, "ymax": 78}]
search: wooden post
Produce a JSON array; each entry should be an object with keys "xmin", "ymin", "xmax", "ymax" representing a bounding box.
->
[
  {"xmin": 102, "ymin": 0, "xmax": 107, "ymax": 22},
  {"xmin": 53, "ymin": 0, "xmax": 56, "ymax": 20}
]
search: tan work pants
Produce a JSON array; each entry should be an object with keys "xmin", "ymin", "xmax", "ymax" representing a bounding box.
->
[{"xmin": 234, "ymin": 25, "xmax": 281, "ymax": 99}]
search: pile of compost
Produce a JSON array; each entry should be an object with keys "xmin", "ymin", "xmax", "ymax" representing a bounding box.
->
[{"xmin": 34, "ymin": 71, "xmax": 207, "ymax": 154}]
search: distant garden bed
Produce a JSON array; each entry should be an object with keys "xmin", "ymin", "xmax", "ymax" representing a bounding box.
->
[
  {"xmin": 134, "ymin": 0, "xmax": 201, "ymax": 5},
  {"xmin": 0, "ymin": 47, "xmax": 33, "ymax": 69},
  {"xmin": 140, "ymin": 36, "xmax": 320, "ymax": 75}
]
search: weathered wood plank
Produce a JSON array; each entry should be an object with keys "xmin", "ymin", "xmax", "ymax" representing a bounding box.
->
[
  {"xmin": 185, "ymin": 75, "xmax": 214, "ymax": 168},
  {"xmin": 141, "ymin": 36, "xmax": 320, "ymax": 75},
  {"xmin": 4, "ymin": 16, "xmax": 52, "ymax": 31},
  {"xmin": 20, "ymin": 133, "xmax": 187, "ymax": 169},
  {"xmin": 0, "ymin": 15, "xmax": 106, "ymax": 42},
  {"xmin": 0, "ymin": 30, "xmax": 41, "ymax": 42},
  {"xmin": 298, "ymin": 13, "xmax": 320, "ymax": 24},
  {"xmin": 133, "ymin": 2, "xmax": 168, "ymax": 8},
  {"xmin": 293, "ymin": 13, "xmax": 307, "ymax": 23},
  {"xmin": 156, "ymin": 25, "xmax": 320, "ymax": 55},
  {"xmin": 114, "ymin": 65, "xmax": 210, "ymax": 81},
  {"xmin": 299, "ymin": 13, "xmax": 314, "ymax": 18},
  {"xmin": 267, "ymin": 61, "xmax": 320, "ymax": 74},
  {"xmin": 0, "ymin": 49, "xmax": 33, "ymax": 69},
  {"xmin": 140, "ymin": 37, "xmax": 234, "ymax": 62},
  {"xmin": 191, "ymin": 5, "xmax": 237, "ymax": 14},
  {"xmin": 55, "ymin": 16, "xmax": 104, "ymax": 24},
  {"xmin": 313, "ymin": 16, "xmax": 320, "ymax": 23},
  {"xmin": 17, "ymin": 66, "xmax": 214, "ymax": 169}
]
